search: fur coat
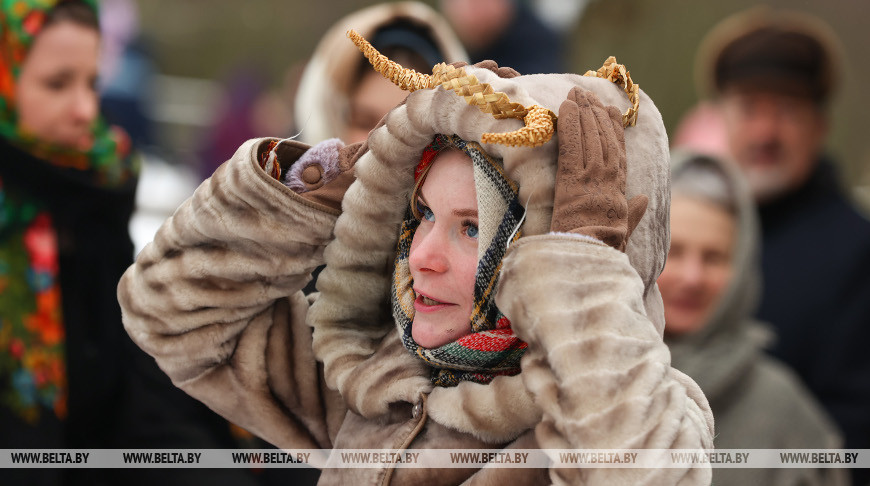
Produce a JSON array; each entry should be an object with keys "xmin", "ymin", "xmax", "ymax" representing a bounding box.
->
[{"xmin": 119, "ymin": 61, "xmax": 714, "ymax": 485}]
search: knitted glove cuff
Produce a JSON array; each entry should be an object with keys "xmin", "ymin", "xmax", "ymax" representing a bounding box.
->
[{"xmin": 282, "ymin": 138, "xmax": 345, "ymax": 193}]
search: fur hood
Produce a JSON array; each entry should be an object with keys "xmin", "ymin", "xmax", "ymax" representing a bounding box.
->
[
  {"xmin": 308, "ymin": 61, "xmax": 673, "ymax": 442},
  {"xmin": 294, "ymin": 2, "xmax": 468, "ymax": 144}
]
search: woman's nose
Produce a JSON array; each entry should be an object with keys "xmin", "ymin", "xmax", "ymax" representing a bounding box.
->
[
  {"xmin": 678, "ymin": 257, "xmax": 706, "ymax": 288},
  {"xmin": 409, "ymin": 226, "xmax": 449, "ymax": 274},
  {"xmin": 71, "ymin": 85, "xmax": 98, "ymax": 126}
]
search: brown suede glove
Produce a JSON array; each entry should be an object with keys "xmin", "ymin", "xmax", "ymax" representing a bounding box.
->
[
  {"xmin": 258, "ymin": 138, "xmax": 366, "ymax": 213},
  {"xmin": 551, "ymin": 87, "xmax": 648, "ymax": 251}
]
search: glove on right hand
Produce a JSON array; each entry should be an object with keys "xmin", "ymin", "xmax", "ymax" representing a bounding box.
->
[{"xmin": 551, "ymin": 87, "xmax": 647, "ymax": 252}]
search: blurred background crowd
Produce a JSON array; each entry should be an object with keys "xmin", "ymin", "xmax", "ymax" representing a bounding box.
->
[{"xmin": 119, "ymin": 0, "xmax": 868, "ymax": 250}]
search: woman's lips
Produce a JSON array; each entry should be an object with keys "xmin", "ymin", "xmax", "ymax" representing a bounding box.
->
[
  {"xmin": 667, "ymin": 297, "xmax": 705, "ymax": 313},
  {"xmin": 413, "ymin": 290, "xmax": 454, "ymax": 313}
]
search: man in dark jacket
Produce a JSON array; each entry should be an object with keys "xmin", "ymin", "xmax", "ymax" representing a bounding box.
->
[{"xmin": 699, "ymin": 7, "xmax": 870, "ymax": 485}]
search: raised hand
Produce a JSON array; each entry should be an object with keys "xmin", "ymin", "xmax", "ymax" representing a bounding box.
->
[{"xmin": 551, "ymin": 87, "xmax": 647, "ymax": 251}]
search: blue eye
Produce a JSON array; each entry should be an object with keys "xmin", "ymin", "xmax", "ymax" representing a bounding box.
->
[
  {"xmin": 464, "ymin": 221, "xmax": 479, "ymax": 239},
  {"xmin": 417, "ymin": 201, "xmax": 435, "ymax": 222}
]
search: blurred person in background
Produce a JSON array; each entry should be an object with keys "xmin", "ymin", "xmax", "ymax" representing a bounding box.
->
[
  {"xmin": 440, "ymin": 0, "xmax": 564, "ymax": 74},
  {"xmin": 671, "ymin": 100, "xmax": 730, "ymax": 160},
  {"xmin": 292, "ymin": 1, "xmax": 468, "ymax": 146},
  {"xmin": 698, "ymin": 8, "xmax": 870, "ymax": 484},
  {"xmin": 661, "ymin": 151, "xmax": 846, "ymax": 486},
  {"xmin": 0, "ymin": 0, "xmax": 137, "ymax": 484},
  {"xmin": 0, "ymin": 2, "xmax": 300, "ymax": 485}
]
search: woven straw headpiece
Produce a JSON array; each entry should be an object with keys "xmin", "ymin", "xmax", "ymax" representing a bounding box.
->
[{"xmin": 347, "ymin": 29, "xmax": 640, "ymax": 147}]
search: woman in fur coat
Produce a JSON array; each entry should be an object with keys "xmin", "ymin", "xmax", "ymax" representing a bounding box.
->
[{"xmin": 119, "ymin": 34, "xmax": 714, "ymax": 485}]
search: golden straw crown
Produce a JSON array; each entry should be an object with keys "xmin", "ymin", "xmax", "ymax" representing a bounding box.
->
[{"xmin": 347, "ymin": 29, "xmax": 638, "ymax": 148}]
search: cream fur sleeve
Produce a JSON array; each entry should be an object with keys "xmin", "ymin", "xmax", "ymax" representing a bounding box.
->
[
  {"xmin": 118, "ymin": 138, "xmax": 346, "ymax": 451},
  {"xmin": 496, "ymin": 235, "xmax": 714, "ymax": 486}
]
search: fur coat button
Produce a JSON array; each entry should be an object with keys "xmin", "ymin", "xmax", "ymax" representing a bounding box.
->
[{"xmin": 412, "ymin": 402, "xmax": 423, "ymax": 419}]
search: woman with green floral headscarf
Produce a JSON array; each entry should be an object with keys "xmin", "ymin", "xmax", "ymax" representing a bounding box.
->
[{"xmin": 0, "ymin": 0, "xmax": 137, "ymax": 479}]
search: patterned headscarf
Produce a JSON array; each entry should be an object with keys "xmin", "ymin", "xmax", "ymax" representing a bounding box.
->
[
  {"xmin": 0, "ymin": 0, "xmax": 131, "ymax": 423},
  {"xmin": 0, "ymin": 0, "xmax": 132, "ymax": 178},
  {"xmin": 392, "ymin": 134, "xmax": 527, "ymax": 387}
]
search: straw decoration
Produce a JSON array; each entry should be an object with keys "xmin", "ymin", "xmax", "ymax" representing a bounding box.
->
[
  {"xmin": 347, "ymin": 31, "xmax": 638, "ymax": 146},
  {"xmin": 480, "ymin": 105, "xmax": 556, "ymax": 147},
  {"xmin": 430, "ymin": 63, "xmax": 556, "ymax": 147},
  {"xmin": 583, "ymin": 56, "xmax": 640, "ymax": 127},
  {"xmin": 429, "ymin": 63, "xmax": 524, "ymax": 119},
  {"xmin": 347, "ymin": 29, "xmax": 434, "ymax": 91},
  {"xmin": 347, "ymin": 29, "xmax": 555, "ymax": 147}
]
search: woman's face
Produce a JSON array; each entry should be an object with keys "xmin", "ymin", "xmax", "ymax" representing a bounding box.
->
[
  {"xmin": 16, "ymin": 21, "xmax": 100, "ymax": 149},
  {"xmin": 658, "ymin": 195, "xmax": 736, "ymax": 336},
  {"xmin": 344, "ymin": 71, "xmax": 408, "ymax": 144},
  {"xmin": 409, "ymin": 149, "xmax": 479, "ymax": 348}
]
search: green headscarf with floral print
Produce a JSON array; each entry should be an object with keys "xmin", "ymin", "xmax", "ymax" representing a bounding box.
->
[
  {"xmin": 0, "ymin": 0, "xmax": 134, "ymax": 181},
  {"xmin": 0, "ymin": 0, "xmax": 133, "ymax": 423}
]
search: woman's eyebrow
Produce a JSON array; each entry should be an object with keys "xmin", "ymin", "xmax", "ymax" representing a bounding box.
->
[{"xmin": 418, "ymin": 192, "xmax": 477, "ymax": 218}]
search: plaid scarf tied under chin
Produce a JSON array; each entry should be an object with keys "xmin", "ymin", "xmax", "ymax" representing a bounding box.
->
[{"xmin": 391, "ymin": 134, "xmax": 527, "ymax": 387}]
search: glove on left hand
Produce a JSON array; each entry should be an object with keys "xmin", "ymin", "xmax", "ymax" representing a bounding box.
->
[{"xmin": 550, "ymin": 87, "xmax": 647, "ymax": 252}]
